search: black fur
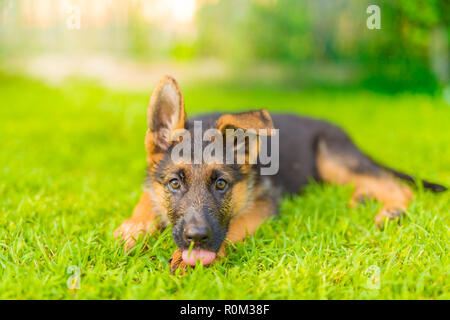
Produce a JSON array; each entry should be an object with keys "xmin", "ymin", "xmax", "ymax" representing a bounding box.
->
[{"xmin": 190, "ymin": 113, "xmax": 447, "ymax": 195}]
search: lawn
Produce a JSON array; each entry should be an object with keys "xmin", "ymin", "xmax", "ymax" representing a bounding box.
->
[{"xmin": 0, "ymin": 74, "xmax": 448, "ymax": 299}]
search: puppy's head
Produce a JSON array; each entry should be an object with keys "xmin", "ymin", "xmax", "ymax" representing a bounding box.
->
[{"xmin": 144, "ymin": 75, "xmax": 274, "ymax": 266}]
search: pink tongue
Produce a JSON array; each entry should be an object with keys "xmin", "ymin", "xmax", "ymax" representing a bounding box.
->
[{"xmin": 182, "ymin": 249, "xmax": 216, "ymax": 266}]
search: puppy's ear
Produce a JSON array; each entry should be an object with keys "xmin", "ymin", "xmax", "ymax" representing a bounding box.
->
[
  {"xmin": 145, "ymin": 75, "xmax": 186, "ymax": 157},
  {"xmin": 216, "ymin": 109, "xmax": 275, "ymax": 164},
  {"xmin": 216, "ymin": 109, "xmax": 274, "ymax": 134}
]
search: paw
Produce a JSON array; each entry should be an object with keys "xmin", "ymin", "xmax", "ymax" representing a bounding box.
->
[
  {"xmin": 349, "ymin": 190, "xmax": 374, "ymax": 208},
  {"xmin": 114, "ymin": 218, "xmax": 155, "ymax": 252},
  {"xmin": 169, "ymin": 249, "xmax": 188, "ymax": 275},
  {"xmin": 375, "ymin": 207, "xmax": 406, "ymax": 228}
]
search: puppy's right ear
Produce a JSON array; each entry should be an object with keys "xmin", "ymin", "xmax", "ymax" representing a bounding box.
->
[{"xmin": 145, "ymin": 75, "xmax": 186, "ymax": 159}]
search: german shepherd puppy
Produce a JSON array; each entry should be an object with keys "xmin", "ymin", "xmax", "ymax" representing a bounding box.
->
[{"xmin": 114, "ymin": 75, "xmax": 446, "ymax": 273}]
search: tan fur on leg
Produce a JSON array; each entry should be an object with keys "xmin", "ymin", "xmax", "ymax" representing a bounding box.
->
[
  {"xmin": 114, "ymin": 192, "xmax": 166, "ymax": 252},
  {"xmin": 317, "ymin": 148, "xmax": 413, "ymax": 227}
]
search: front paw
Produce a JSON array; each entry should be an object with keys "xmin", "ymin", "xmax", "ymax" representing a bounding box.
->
[
  {"xmin": 169, "ymin": 249, "xmax": 188, "ymax": 275},
  {"xmin": 114, "ymin": 218, "xmax": 155, "ymax": 252}
]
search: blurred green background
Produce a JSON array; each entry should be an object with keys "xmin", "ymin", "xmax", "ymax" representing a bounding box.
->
[{"xmin": 0, "ymin": 0, "xmax": 448, "ymax": 93}]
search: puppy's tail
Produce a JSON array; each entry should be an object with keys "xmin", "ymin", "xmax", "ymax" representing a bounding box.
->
[{"xmin": 381, "ymin": 166, "xmax": 447, "ymax": 193}]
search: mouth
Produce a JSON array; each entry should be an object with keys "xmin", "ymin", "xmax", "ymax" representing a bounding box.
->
[
  {"xmin": 181, "ymin": 248, "xmax": 217, "ymax": 266},
  {"xmin": 172, "ymin": 218, "xmax": 227, "ymax": 266}
]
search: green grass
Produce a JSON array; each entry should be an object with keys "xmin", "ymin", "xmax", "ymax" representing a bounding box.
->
[{"xmin": 0, "ymin": 74, "xmax": 449, "ymax": 299}]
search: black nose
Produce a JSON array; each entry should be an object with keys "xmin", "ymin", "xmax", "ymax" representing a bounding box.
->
[{"xmin": 184, "ymin": 224, "xmax": 211, "ymax": 244}]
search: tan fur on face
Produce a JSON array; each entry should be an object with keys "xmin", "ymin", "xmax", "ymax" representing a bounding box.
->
[
  {"xmin": 230, "ymin": 180, "xmax": 250, "ymax": 217},
  {"xmin": 225, "ymin": 198, "xmax": 275, "ymax": 243}
]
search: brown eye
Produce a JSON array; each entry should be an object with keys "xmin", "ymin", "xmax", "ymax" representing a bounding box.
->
[
  {"xmin": 169, "ymin": 178, "xmax": 181, "ymax": 190},
  {"xmin": 215, "ymin": 179, "xmax": 227, "ymax": 190}
]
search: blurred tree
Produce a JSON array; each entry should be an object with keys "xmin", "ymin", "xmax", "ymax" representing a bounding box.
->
[
  {"xmin": 0, "ymin": 0, "xmax": 447, "ymax": 92},
  {"xmin": 361, "ymin": 0, "xmax": 448, "ymax": 92},
  {"xmin": 195, "ymin": 0, "xmax": 449, "ymax": 92}
]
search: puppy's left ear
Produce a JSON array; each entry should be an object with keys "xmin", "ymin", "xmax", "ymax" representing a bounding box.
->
[
  {"xmin": 216, "ymin": 109, "xmax": 275, "ymax": 164},
  {"xmin": 145, "ymin": 75, "xmax": 186, "ymax": 157},
  {"xmin": 216, "ymin": 109, "xmax": 274, "ymax": 134}
]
